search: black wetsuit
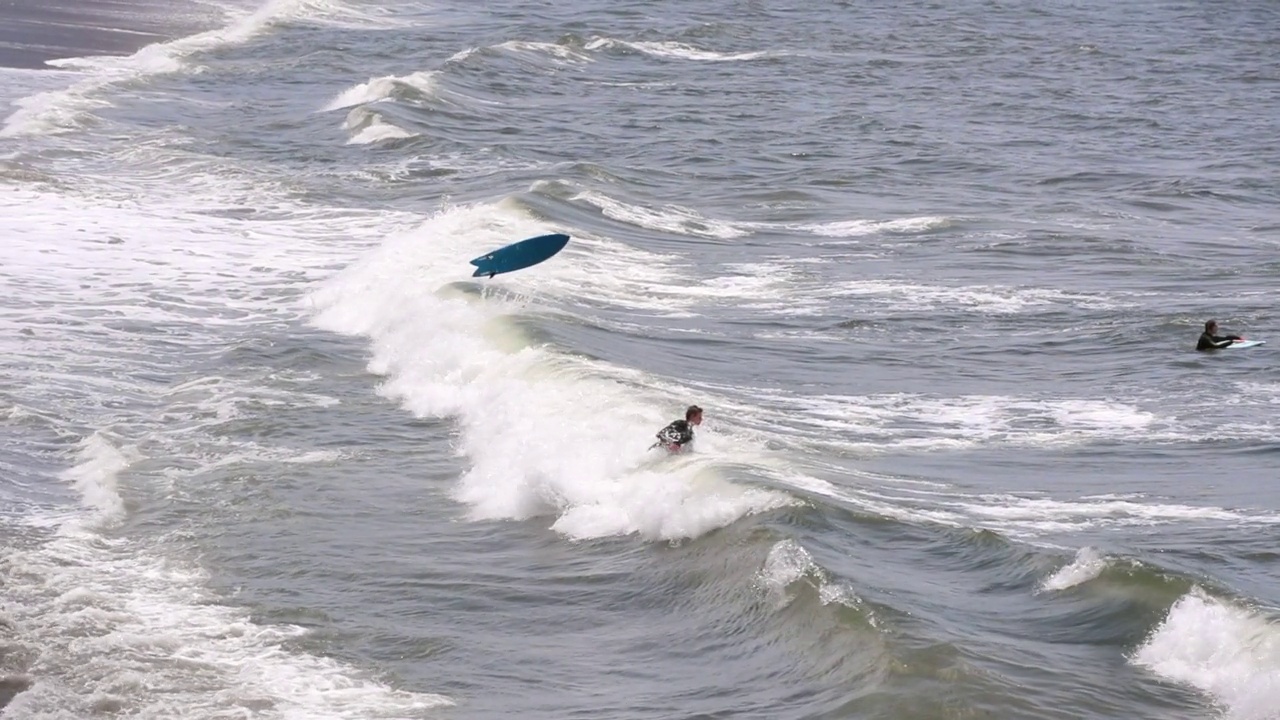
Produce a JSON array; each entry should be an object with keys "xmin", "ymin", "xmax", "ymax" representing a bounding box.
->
[
  {"xmin": 1197, "ymin": 331, "xmax": 1241, "ymax": 351},
  {"xmin": 655, "ymin": 419, "xmax": 694, "ymax": 451}
]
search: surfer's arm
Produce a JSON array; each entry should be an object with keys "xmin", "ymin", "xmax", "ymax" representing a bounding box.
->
[{"xmin": 1198, "ymin": 333, "xmax": 1236, "ymax": 350}]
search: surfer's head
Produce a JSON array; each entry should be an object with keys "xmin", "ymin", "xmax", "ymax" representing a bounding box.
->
[
  {"xmin": 685, "ymin": 405, "xmax": 703, "ymax": 424},
  {"xmin": 1205, "ymin": 319, "xmax": 1218, "ymax": 332}
]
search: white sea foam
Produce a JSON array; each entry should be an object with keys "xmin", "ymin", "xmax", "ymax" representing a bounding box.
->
[
  {"xmin": 572, "ymin": 189, "xmax": 750, "ymax": 239},
  {"xmin": 0, "ymin": 525, "xmax": 452, "ymax": 719},
  {"xmin": 1040, "ymin": 547, "xmax": 1109, "ymax": 592},
  {"xmin": 1237, "ymin": 380, "xmax": 1280, "ymax": 406},
  {"xmin": 678, "ymin": 386, "xmax": 1280, "ymax": 535},
  {"xmin": 757, "ymin": 539, "xmax": 863, "ymax": 610},
  {"xmin": 711, "ymin": 389, "xmax": 1163, "ymax": 454},
  {"xmin": 585, "ymin": 38, "xmax": 771, "ymax": 62},
  {"xmin": 957, "ymin": 494, "xmax": 1280, "ymax": 529},
  {"xmin": 801, "ymin": 215, "xmax": 955, "ymax": 238},
  {"xmin": 321, "ymin": 70, "xmax": 437, "ymax": 111},
  {"xmin": 341, "ymin": 108, "xmax": 417, "ymax": 144},
  {"xmin": 2, "ymin": 0, "xmax": 378, "ymax": 137},
  {"xmin": 148, "ymin": 372, "xmax": 351, "ymax": 492},
  {"xmin": 0, "ymin": 179, "xmax": 444, "ymax": 716},
  {"xmin": 827, "ymin": 279, "xmax": 1120, "ymax": 314},
  {"xmin": 478, "ymin": 223, "xmax": 703, "ymax": 319},
  {"xmin": 494, "ymin": 40, "xmax": 592, "ymax": 65},
  {"xmin": 528, "ymin": 244, "xmax": 1126, "ymax": 324},
  {"xmin": 539, "ymin": 253, "xmax": 805, "ymax": 319},
  {"xmin": 1133, "ymin": 589, "xmax": 1280, "ymax": 720},
  {"xmin": 0, "ymin": 187, "xmax": 378, "ymax": 339},
  {"xmin": 309, "ymin": 201, "xmax": 793, "ymax": 541},
  {"xmin": 769, "ymin": 467, "xmax": 971, "ymax": 529},
  {"xmin": 57, "ymin": 434, "xmax": 135, "ymax": 522},
  {"xmin": 512, "ymin": 229, "xmax": 1119, "ymax": 319}
]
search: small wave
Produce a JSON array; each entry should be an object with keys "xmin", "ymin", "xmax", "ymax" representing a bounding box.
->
[
  {"xmin": 321, "ymin": 70, "xmax": 437, "ymax": 112},
  {"xmin": 341, "ymin": 109, "xmax": 416, "ymax": 144},
  {"xmin": 1040, "ymin": 547, "xmax": 1109, "ymax": 592},
  {"xmin": 573, "ymin": 189, "xmax": 749, "ymax": 239},
  {"xmin": 547, "ymin": 463, "xmax": 792, "ymax": 541},
  {"xmin": 801, "ymin": 215, "xmax": 955, "ymax": 238},
  {"xmin": 308, "ymin": 200, "xmax": 792, "ymax": 542},
  {"xmin": 57, "ymin": 434, "xmax": 134, "ymax": 523},
  {"xmin": 1132, "ymin": 589, "xmax": 1280, "ymax": 720},
  {"xmin": 487, "ymin": 40, "xmax": 592, "ymax": 66},
  {"xmin": 347, "ymin": 122, "xmax": 417, "ymax": 145},
  {"xmin": 585, "ymin": 38, "xmax": 770, "ymax": 62},
  {"xmin": 757, "ymin": 539, "xmax": 864, "ymax": 611}
]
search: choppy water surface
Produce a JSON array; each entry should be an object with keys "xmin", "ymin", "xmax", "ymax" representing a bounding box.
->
[{"xmin": 2, "ymin": 0, "xmax": 1278, "ymax": 718}]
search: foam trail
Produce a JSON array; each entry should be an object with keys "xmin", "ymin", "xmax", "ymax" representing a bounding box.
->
[
  {"xmin": 309, "ymin": 201, "xmax": 791, "ymax": 541},
  {"xmin": 1132, "ymin": 589, "xmax": 1280, "ymax": 720}
]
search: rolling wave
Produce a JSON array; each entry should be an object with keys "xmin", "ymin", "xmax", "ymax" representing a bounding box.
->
[{"xmin": 307, "ymin": 200, "xmax": 794, "ymax": 541}]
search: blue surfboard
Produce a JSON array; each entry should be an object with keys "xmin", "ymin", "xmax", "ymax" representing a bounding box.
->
[{"xmin": 470, "ymin": 233, "xmax": 570, "ymax": 278}]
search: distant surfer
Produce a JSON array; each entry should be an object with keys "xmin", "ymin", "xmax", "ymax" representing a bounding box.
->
[
  {"xmin": 652, "ymin": 405, "xmax": 703, "ymax": 453},
  {"xmin": 1196, "ymin": 319, "xmax": 1242, "ymax": 351}
]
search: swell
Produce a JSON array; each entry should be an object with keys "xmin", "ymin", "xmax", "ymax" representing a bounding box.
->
[{"xmin": 752, "ymin": 497, "xmax": 1274, "ymax": 718}]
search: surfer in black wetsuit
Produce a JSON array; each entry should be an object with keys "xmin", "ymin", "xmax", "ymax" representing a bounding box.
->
[
  {"xmin": 1197, "ymin": 319, "xmax": 1242, "ymax": 351},
  {"xmin": 653, "ymin": 405, "xmax": 703, "ymax": 453}
]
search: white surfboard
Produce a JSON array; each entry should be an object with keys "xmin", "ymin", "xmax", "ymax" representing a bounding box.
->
[{"xmin": 1226, "ymin": 339, "xmax": 1265, "ymax": 349}]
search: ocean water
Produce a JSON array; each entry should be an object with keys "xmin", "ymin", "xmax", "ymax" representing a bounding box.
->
[{"xmin": 2, "ymin": 0, "xmax": 1279, "ymax": 718}]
